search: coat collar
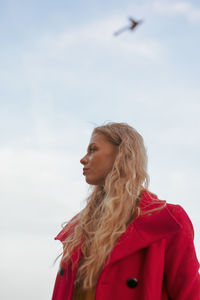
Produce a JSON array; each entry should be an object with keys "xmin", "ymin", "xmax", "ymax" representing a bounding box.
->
[
  {"xmin": 104, "ymin": 201, "xmax": 181, "ymax": 268},
  {"xmin": 55, "ymin": 191, "xmax": 181, "ymax": 267}
]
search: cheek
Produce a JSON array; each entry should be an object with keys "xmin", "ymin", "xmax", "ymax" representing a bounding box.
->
[
  {"xmin": 100, "ymin": 156, "xmax": 115, "ymax": 174},
  {"xmin": 88, "ymin": 155, "xmax": 93, "ymax": 161},
  {"xmin": 91, "ymin": 156, "xmax": 106, "ymax": 174},
  {"xmin": 90, "ymin": 153, "xmax": 115, "ymax": 175}
]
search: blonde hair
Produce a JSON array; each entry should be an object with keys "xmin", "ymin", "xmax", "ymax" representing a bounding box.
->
[{"xmin": 61, "ymin": 122, "xmax": 149, "ymax": 289}]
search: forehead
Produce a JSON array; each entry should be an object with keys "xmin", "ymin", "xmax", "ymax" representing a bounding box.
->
[{"xmin": 89, "ymin": 133, "xmax": 109, "ymax": 145}]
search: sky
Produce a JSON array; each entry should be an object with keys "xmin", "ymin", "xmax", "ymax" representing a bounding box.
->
[{"xmin": 0, "ymin": 0, "xmax": 200, "ymax": 299}]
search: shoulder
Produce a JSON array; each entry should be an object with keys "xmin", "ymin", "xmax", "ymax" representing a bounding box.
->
[
  {"xmin": 166, "ymin": 203, "xmax": 194, "ymax": 238},
  {"xmin": 138, "ymin": 191, "xmax": 194, "ymax": 239},
  {"xmin": 140, "ymin": 191, "xmax": 194, "ymax": 228}
]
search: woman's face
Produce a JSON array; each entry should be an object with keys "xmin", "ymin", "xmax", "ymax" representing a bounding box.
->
[{"xmin": 80, "ymin": 133, "xmax": 118, "ymax": 185}]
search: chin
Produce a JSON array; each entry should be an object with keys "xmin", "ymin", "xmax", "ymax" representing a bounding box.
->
[
  {"xmin": 86, "ymin": 179, "xmax": 97, "ymax": 185},
  {"xmin": 85, "ymin": 177, "xmax": 102, "ymax": 186}
]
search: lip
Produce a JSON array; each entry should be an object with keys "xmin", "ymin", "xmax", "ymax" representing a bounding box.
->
[{"xmin": 83, "ymin": 168, "xmax": 89, "ymax": 174}]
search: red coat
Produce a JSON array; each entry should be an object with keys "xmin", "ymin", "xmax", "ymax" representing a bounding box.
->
[{"xmin": 52, "ymin": 192, "xmax": 200, "ymax": 300}]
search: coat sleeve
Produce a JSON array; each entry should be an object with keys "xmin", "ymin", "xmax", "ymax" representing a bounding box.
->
[{"xmin": 164, "ymin": 205, "xmax": 200, "ymax": 300}]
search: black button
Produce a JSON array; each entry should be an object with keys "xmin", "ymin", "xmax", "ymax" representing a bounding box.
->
[
  {"xmin": 126, "ymin": 278, "xmax": 138, "ymax": 288},
  {"xmin": 59, "ymin": 267, "xmax": 64, "ymax": 276}
]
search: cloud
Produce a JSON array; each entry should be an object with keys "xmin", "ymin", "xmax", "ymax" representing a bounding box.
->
[
  {"xmin": 154, "ymin": 0, "xmax": 200, "ymax": 21},
  {"xmin": 24, "ymin": 14, "xmax": 163, "ymax": 67}
]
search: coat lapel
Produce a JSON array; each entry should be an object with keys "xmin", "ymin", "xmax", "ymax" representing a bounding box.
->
[{"xmin": 104, "ymin": 202, "xmax": 181, "ymax": 268}]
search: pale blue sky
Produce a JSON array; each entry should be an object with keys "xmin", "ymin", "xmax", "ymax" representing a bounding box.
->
[{"xmin": 0, "ymin": 1, "xmax": 200, "ymax": 299}]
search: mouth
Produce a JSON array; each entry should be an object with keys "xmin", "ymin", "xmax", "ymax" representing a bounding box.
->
[{"xmin": 83, "ymin": 168, "xmax": 89, "ymax": 174}]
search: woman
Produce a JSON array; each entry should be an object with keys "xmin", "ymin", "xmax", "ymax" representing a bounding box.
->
[{"xmin": 52, "ymin": 122, "xmax": 200, "ymax": 300}]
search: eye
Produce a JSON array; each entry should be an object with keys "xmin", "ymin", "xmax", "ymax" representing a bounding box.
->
[{"xmin": 89, "ymin": 147, "xmax": 96, "ymax": 153}]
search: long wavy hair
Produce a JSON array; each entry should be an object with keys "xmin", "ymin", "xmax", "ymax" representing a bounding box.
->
[{"xmin": 61, "ymin": 122, "xmax": 149, "ymax": 289}]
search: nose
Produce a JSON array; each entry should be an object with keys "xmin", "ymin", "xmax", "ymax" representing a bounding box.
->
[{"xmin": 80, "ymin": 155, "xmax": 88, "ymax": 165}]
